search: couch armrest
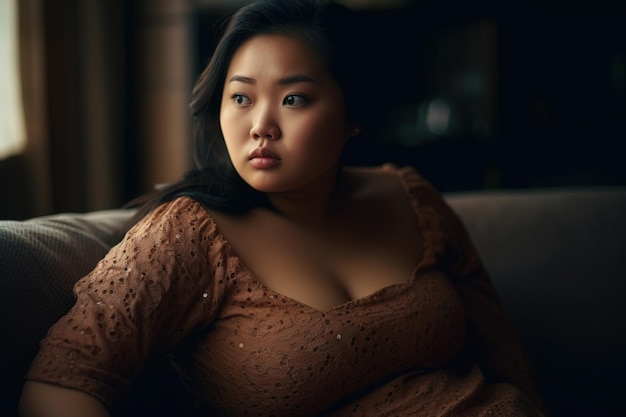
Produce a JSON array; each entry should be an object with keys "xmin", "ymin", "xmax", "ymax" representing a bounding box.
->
[
  {"xmin": 3, "ymin": 187, "xmax": 625, "ymax": 416},
  {"xmin": 447, "ymin": 187, "xmax": 626, "ymax": 416}
]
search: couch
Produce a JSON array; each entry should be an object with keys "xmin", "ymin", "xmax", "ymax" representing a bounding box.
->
[{"xmin": 1, "ymin": 186, "xmax": 625, "ymax": 416}]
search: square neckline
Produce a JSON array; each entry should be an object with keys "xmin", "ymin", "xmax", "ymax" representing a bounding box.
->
[{"xmin": 198, "ymin": 165, "xmax": 434, "ymax": 314}]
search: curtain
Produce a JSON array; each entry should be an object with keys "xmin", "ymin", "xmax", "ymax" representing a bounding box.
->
[
  {"xmin": 0, "ymin": 0, "xmax": 27, "ymax": 160},
  {"xmin": 8, "ymin": 0, "xmax": 132, "ymax": 217},
  {"xmin": 1, "ymin": 0, "xmax": 195, "ymax": 219}
]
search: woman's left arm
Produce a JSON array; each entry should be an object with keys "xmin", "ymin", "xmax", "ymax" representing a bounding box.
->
[{"xmin": 437, "ymin": 197, "xmax": 545, "ymax": 406}]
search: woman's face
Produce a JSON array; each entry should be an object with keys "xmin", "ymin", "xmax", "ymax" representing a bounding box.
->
[{"xmin": 219, "ymin": 34, "xmax": 353, "ymax": 195}]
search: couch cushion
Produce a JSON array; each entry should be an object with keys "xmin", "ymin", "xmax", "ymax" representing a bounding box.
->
[
  {"xmin": 0, "ymin": 209, "xmax": 133, "ymax": 412},
  {"xmin": 2, "ymin": 187, "xmax": 625, "ymax": 416}
]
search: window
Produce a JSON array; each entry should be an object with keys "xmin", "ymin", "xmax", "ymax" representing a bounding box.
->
[{"xmin": 0, "ymin": 0, "xmax": 26, "ymax": 160}]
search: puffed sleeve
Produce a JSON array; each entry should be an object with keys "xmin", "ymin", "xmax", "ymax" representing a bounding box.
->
[
  {"xmin": 395, "ymin": 165, "xmax": 546, "ymax": 410},
  {"xmin": 25, "ymin": 197, "xmax": 225, "ymax": 410}
]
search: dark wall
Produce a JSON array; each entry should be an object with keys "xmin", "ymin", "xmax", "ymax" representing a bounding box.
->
[{"xmin": 497, "ymin": 10, "xmax": 625, "ymax": 189}]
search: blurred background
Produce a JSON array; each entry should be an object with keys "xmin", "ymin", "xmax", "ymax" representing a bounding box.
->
[{"xmin": 1, "ymin": 0, "xmax": 625, "ymax": 219}]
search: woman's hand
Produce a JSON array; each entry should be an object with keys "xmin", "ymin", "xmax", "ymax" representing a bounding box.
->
[{"xmin": 19, "ymin": 381, "xmax": 111, "ymax": 417}]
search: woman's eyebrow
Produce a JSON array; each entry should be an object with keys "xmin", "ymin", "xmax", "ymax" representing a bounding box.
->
[
  {"xmin": 229, "ymin": 75, "xmax": 255, "ymax": 84},
  {"xmin": 277, "ymin": 74, "xmax": 316, "ymax": 85},
  {"xmin": 228, "ymin": 74, "xmax": 316, "ymax": 85}
]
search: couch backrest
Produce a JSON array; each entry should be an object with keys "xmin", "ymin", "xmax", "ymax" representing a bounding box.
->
[
  {"xmin": 1, "ymin": 187, "xmax": 625, "ymax": 416},
  {"xmin": 449, "ymin": 187, "xmax": 626, "ymax": 416}
]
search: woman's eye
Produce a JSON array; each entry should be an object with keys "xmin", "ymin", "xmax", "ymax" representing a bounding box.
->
[
  {"xmin": 232, "ymin": 94, "xmax": 251, "ymax": 106},
  {"xmin": 283, "ymin": 94, "xmax": 309, "ymax": 107}
]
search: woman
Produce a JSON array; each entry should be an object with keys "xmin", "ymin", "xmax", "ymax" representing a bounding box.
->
[{"xmin": 20, "ymin": 0, "xmax": 547, "ymax": 415}]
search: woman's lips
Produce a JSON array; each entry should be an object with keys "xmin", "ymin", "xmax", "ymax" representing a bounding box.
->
[{"xmin": 248, "ymin": 148, "xmax": 281, "ymax": 169}]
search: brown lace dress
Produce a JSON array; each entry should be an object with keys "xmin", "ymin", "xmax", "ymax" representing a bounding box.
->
[{"xmin": 26, "ymin": 165, "xmax": 547, "ymax": 416}]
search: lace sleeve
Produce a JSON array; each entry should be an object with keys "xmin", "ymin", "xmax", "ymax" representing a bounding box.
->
[{"xmin": 25, "ymin": 197, "xmax": 225, "ymax": 409}]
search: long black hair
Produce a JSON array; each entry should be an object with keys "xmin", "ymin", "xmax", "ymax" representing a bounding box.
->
[{"xmin": 127, "ymin": 0, "xmax": 369, "ymax": 224}]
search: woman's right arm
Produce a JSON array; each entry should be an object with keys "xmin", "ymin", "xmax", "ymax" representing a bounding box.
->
[
  {"xmin": 19, "ymin": 381, "xmax": 111, "ymax": 417},
  {"xmin": 20, "ymin": 198, "xmax": 223, "ymax": 416}
]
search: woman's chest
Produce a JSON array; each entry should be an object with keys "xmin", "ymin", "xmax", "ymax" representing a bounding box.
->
[
  {"xmin": 211, "ymin": 205, "xmax": 422, "ymax": 312},
  {"xmin": 175, "ymin": 269, "xmax": 466, "ymax": 416}
]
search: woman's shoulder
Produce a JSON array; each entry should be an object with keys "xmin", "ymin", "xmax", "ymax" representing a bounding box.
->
[
  {"xmin": 342, "ymin": 164, "xmax": 458, "ymax": 238},
  {"xmin": 342, "ymin": 164, "xmax": 441, "ymax": 205},
  {"xmin": 128, "ymin": 195, "xmax": 220, "ymax": 240}
]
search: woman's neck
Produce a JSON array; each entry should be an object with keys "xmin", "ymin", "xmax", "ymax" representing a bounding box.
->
[{"xmin": 266, "ymin": 167, "xmax": 345, "ymax": 225}]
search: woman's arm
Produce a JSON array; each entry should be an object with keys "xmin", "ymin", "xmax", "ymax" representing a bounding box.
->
[
  {"xmin": 21, "ymin": 198, "xmax": 223, "ymax": 414},
  {"xmin": 438, "ymin": 200, "xmax": 546, "ymax": 406},
  {"xmin": 19, "ymin": 381, "xmax": 111, "ymax": 417}
]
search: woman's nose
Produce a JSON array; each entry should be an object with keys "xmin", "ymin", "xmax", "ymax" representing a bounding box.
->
[{"xmin": 249, "ymin": 107, "xmax": 281, "ymax": 140}]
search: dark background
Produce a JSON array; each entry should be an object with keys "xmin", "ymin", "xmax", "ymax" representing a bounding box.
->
[
  {"xmin": 195, "ymin": 1, "xmax": 626, "ymax": 193},
  {"xmin": 1, "ymin": 0, "xmax": 624, "ymax": 219}
]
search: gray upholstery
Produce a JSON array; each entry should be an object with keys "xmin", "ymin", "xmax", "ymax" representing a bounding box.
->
[
  {"xmin": 1, "ymin": 187, "xmax": 625, "ymax": 416},
  {"xmin": 0, "ymin": 210, "xmax": 133, "ymax": 415},
  {"xmin": 450, "ymin": 188, "xmax": 626, "ymax": 417}
]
